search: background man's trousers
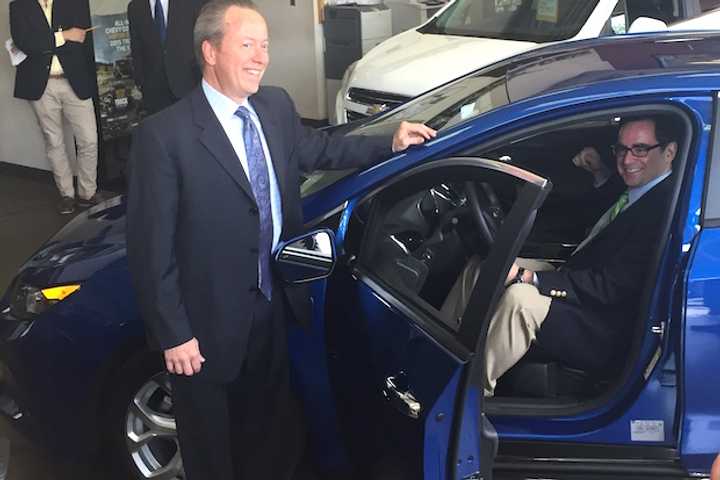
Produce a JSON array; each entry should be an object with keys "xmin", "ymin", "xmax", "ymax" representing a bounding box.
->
[{"xmin": 31, "ymin": 77, "xmax": 98, "ymax": 199}]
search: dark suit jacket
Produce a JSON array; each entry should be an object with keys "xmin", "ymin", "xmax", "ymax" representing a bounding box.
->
[
  {"xmin": 127, "ymin": 86, "xmax": 392, "ymax": 381},
  {"xmin": 127, "ymin": 0, "xmax": 204, "ymax": 111},
  {"xmin": 10, "ymin": 0, "xmax": 95, "ymax": 100},
  {"xmin": 534, "ymin": 175, "xmax": 674, "ymax": 372}
]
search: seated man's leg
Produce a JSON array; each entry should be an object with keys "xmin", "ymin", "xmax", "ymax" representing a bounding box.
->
[{"xmin": 484, "ymin": 283, "xmax": 551, "ymax": 396}]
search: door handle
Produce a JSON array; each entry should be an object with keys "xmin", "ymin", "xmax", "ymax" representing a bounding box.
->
[{"xmin": 383, "ymin": 375, "xmax": 422, "ymax": 419}]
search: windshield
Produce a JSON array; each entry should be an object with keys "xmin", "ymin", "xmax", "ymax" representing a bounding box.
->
[
  {"xmin": 420, "ymin": 0, "xmax": 600, "ymax": 43},
  {"xmin": 350, "ymin": 67, "xmax": 510, "ymax": 138}
]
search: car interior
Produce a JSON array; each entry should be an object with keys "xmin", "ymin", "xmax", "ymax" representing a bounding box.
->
[{"xmin": 350, "ymin": 111, "xmax": 687, "ymax": 405}]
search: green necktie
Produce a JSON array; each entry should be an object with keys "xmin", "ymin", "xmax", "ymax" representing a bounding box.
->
[{"xmin": 609, "ymin": 191, "xmax": 629, "ymax": 221}]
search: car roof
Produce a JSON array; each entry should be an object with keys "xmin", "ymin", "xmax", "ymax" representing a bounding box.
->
[{"xmin": 496, "ymin": 31, "xmax": 720, "ymax": 102}]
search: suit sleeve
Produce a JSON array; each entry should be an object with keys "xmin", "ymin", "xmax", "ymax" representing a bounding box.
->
[
  {"xmin": 126, "ymin": 124, "xmax": 193, "ymax": 350},
  {"xmin": 127, "ymin": 2, "xmax": 145, "ymax": 89},
  {"xmin": 535, "ymin": 235, "xmax": 650, "ymax": 308},
  {"xmin": 10, "ymin": 1, "xmax": 55, "ymax": 56},
  {"xmin": 283, "ymin": 90, "xmax": 393, "ymax": 173}
]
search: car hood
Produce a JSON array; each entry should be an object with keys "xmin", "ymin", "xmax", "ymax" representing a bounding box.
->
[{"xmin": 349, "ymin": 29, "xmax": 538, "ymax": 97}]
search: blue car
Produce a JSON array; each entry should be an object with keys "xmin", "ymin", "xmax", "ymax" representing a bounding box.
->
[{"xmin": 2, "ymin": 30, "xmax": 720, "ymax": 479}]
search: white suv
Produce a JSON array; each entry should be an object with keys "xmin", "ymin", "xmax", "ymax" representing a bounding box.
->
[{"xmin": 335, "ymin": 0, "xmax": 718, "ymax": 124}]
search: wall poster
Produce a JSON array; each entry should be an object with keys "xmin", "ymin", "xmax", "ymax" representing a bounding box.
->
[{"xmin": 91, "ymin": 11, "xmax": 144, "ymax": 140}]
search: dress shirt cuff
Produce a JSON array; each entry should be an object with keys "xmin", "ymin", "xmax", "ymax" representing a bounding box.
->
[
  {"xmin": 55, "ymin": 31, "xmax": 66, "ymax": 48},
  {"xmin": 532, "ymin": 272, "xmax": 539, "ymax": 287}
]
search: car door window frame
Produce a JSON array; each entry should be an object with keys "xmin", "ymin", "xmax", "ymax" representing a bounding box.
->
[
  {"xmin": 352, "ymin": 158, "xmax": 550, "ymax": 354},
  {"xmin": 703, "ymin": 92, "xmax": 720, "ymax": 226}
]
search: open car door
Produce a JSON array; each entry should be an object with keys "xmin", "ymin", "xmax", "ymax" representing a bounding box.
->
[{"xmin": 316, "ymin": 158, "xmax": 551, "ymax": 479}]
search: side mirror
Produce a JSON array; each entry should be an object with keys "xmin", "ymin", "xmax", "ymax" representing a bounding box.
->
[{"xmin": 274, "ymin": 229, "xmax": 336, "ymax": 284}]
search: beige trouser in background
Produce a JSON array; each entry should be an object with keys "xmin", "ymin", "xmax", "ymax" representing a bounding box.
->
[
  {"xmin": 31, "ymin": 78, "xmax": 98, "ymax": 199},
  {"xmin": 483, "ymin": 258, "xmax": 555, "ymax": 396}
]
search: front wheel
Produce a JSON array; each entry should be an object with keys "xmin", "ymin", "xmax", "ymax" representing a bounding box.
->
[{"xmin": 105, "ymin": 353, "xmax": 184, "ymax": 479}]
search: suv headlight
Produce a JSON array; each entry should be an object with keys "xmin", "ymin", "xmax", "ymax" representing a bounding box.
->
[{"xmin": 8, "ymin": 284, "xmax": 81, "ymax": 320}]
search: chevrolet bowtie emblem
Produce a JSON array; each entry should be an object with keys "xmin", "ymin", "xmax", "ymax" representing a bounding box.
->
[{"xmin": 366, "ymin": 103, "xmax": 388, "ymax": 115}]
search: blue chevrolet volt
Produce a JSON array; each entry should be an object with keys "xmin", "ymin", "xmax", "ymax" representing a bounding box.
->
[{"xmin": 2, "ymin": 30, "xmax": 720, "ymax": 480}]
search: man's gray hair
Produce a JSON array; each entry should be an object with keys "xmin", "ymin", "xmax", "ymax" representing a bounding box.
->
[{"xmin": 193, "ymin": 0, "xmax": 259, "ymax": 70}]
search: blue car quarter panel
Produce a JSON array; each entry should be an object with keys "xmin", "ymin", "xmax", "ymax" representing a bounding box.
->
[
  {"xmin": 680, "ymin": 93, "xmax": 720, "ymax": 475},
  {"xmin": 683, "ymin": 229, "xmax": 720, "ymax": 473}
]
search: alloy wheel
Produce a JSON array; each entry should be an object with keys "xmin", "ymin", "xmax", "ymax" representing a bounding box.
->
[{"xmin": 125, "ymin": 372, "xmax": 184, "ymax": 479}]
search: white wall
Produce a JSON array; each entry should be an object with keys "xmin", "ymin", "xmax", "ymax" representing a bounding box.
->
[
  {"xmin": 256, "ymin": 0, "xmax": 327, "ymax": 120},
  {"xmin": 0, "ymin": 0, "xmax": 53, "ymax": 170}
]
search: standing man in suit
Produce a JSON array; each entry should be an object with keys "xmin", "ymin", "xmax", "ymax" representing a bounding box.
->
[
  {"xmin": 10, "ymin": 0, "xmax": 99, "ymax": 215},
  {"xmin": 125, "ymin": 1, "xmax": 436, "ymax": 478},
  {"xmin": 483, "ymin": 116, "xmax": 677, "ymax": 396},
  {"xmin": 127, "ymin": 0, "xmax": 205, "ymax": 114}
]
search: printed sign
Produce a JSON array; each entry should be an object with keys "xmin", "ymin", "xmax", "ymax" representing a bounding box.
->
[
  {"xmin": 536, "ymin": 0, "xmax": 559, "ymax": 23},
  {"xmin": 91, "ymin": 13, "xmax": 144, "ymax": 140}
]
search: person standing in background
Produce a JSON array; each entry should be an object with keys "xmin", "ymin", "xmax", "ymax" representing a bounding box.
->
[
  {"xmin": 127, "ymin": 0, "xmax": 206, "ymax": 114},
  {"xmin": 10, "ymin": 0, "xmax": 100, "ymax": 215}
]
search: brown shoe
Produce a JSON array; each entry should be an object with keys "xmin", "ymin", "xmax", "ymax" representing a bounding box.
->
[
  {"xmin": 57, "ymin": 196, "xmax": 75, "ymax": 215},
  {"xmin": 76, "ymin": 193, "xmax": 103, "ymax": 208}
]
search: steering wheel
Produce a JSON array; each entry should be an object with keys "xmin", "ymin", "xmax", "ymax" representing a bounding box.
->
[{"xmin": 465, "ymin": 181, "xmax": 504, "ymax": 245}]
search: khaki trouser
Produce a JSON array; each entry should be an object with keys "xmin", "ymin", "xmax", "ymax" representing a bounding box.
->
[
  {"xmin": 31, "ymin": 78, "xmax": 98, "ymax": 199},
  {"xmin": 483, "ymin": 258, "xmax": 554, "ymax": 396}
]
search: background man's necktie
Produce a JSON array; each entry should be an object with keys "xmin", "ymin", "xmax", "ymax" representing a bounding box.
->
[
  {"xmin": 154, "ymin": 0, "xmax": 166, "ymax": 44},
  {"xmin": 235, "ymin": 106, "xmax": 273, "ymax": 300}
]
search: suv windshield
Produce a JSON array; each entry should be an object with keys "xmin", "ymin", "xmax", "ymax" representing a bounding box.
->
[{"xmin": 420, "ymin": 0, "xmax": 600, "ymax": 43}]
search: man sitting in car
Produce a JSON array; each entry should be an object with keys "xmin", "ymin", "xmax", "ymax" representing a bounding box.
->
[{"xmin": 484, "ymin": 116, "xmax": 678, "ymax": 396}]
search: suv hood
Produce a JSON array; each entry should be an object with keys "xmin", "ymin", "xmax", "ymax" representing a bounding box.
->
[{"xmin": 349, "ymin": 29, "xmax": 537, "ymax": 97}]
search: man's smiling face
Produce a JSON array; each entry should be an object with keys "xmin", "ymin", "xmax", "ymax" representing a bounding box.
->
[
  {"xmin": 616, "ymin": 119, "xmax": 676, "ymax": 188},
  {"xmin": 203, "ymin": 6, "xmax": 269, "ymax": 103}
]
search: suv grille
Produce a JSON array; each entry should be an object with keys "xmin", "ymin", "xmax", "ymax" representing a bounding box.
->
[{"xmin": 345, "ymin": 88, "xmax": 411, "ymax": 120}]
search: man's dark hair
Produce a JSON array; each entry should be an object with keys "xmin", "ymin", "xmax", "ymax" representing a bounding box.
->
[
  {"xmin": 620, "ymin": 115, "xmax": 679, "ymax": 146},
  {"xmin": 193, "ymin": 0, "xmax": 260, "ymax": 70}
]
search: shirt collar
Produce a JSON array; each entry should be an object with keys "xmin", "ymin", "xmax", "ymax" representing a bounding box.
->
[
  {"xmin": 628, "ymin": 170, "xmax": 671, "ymax": 205},
  {"xmin": 202, "ymin": 80, "xmax": 257, "ymax": 122}
]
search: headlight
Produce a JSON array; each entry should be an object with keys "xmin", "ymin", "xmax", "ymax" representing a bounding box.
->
[{"xmin": 8, "ymin": 284, "xmax": 81, "ymax": 319}]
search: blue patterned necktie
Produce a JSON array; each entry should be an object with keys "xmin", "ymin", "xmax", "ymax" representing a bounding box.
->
[
  {"xmin": 235, "ymin": 106, "xmax": 273, "ymax": 300},
  {"xmin": 154, "ymin": 0, "xmax": 166, "ymax": 44}
]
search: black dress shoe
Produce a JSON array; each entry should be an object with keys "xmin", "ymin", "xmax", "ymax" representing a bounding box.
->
[
  {"xmin": 57, "ymin": 196, "xmax": 75, "ymax": 215},
  {"xmin": 76, "ymin": 193, "xmax": 103, "ymax": 208}
]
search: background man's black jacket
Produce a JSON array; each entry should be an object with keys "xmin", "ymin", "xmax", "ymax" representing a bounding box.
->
[{"xmin": 10, "ymin": 0, "xmax": 95, "ymax": 101}]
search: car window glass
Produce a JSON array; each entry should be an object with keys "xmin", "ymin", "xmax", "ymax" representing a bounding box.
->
[
  {"xmin": 700, "ymin": 0, "xmax": 720, "ymax": 12},
  {"xmin": 626, "ymin": 0, "xmax": 684, "ymax": 24},
  {"xmin": 419, "ymin": 0, "xmax": 600, "ymax": 42},
  {"xmin": 356, "ymin": 166, "xmax": 527, "ymax": 331}
]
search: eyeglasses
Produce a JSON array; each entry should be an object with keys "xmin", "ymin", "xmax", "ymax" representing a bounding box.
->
[{"xmin": 611, "ymin": 143, "xmax": 664, "ymax": 159}]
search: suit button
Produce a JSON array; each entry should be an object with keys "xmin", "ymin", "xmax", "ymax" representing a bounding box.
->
[
  {"xmin": 250, "ymin": 247, "xmax": 258, "ymax": 254},
  {"xmin": 248, "ymin": 285, "xmax": 258, "ymax": 293},
  {"xmin": 249, "ymin": 207, "xmax": 258, "ymax": 216}
]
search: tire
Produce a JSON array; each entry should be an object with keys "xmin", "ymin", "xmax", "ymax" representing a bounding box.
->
[{"xmin": 103, "ymin": 351, "xmax": 184, "ymax": 480}]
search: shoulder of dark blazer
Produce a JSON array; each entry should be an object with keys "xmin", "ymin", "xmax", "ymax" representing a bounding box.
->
[
  {"xmin": 137, "ymin": 93, "xmax": 196, "ymax": 138},
  {"xmin": 627, "ymin": 174, "xmax": 675, "ymax": 215}
]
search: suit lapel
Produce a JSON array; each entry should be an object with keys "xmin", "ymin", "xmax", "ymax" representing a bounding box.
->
[
  {"xmin": 249, "ymin": 93, "xmax": 288, "ymax": 211},
  {"xmin": 191, "ymin": 88, "xmax": 256, "ymax": 203}
]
